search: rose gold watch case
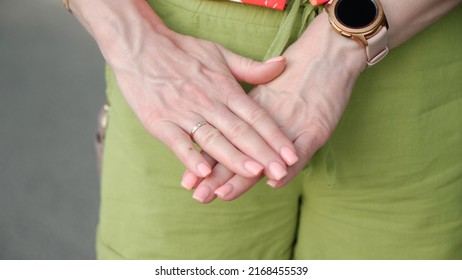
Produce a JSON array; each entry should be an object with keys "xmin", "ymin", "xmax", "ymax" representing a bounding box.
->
[{"xmin": 325, "ymin": 0, "xmax": 389, "ymax": 46}]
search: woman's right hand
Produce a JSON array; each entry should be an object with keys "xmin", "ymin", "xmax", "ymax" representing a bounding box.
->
[{"xmin": 70, "ymin": 0, "xmax": 298, "ymax": 180}]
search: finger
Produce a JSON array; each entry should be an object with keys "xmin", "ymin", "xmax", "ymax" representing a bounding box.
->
[
  {"xmin": 192, "ymin": 162, "xmax": 236, "ymax": 204},
  {"xmin": 267, "ymin": 132, "xmax": 323, "ymax": 188},
  {"xmin": 180, "ymin": 170, "xmax": 199, "ymax": 190},
  {"xmin": 201, "ymin": 105, "xmax": 292, "ymax": 181},
  {"xmin": 215, "ymin": 91, "xmax": 299, "ymax": 167},
  {"xmin": 181, "ymin": 152, "xmax": 217, "ymax": 190},
  {"xmin": 149, "ymin": 121, "xmax": 212, "ymax": 178},
  {"xmin": 220, "ymin": 46, "xmax": 286, "ymax": 84},
  {"xmin": 191, "ymin": 121, "xmax": 267, "ymax": 178},
  {"xmin": 176, "ymin": 66, "xmax": 296, "ymax": 178},
  {"xmin": 214, "ymin": 173, "xmax": 262, "ymax": 202},
  {"xmin": 192, "ymin": 184, "xmax": 217, "ymax": 204}
]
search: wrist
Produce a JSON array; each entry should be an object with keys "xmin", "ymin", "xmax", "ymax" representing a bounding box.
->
[
  {"xmin": 288, "ymin": 12, "xmax": 367, "ymax": 76},
  {"xmin": 70, "ymin": 0, "xmax": 169, "ymax": 63}
]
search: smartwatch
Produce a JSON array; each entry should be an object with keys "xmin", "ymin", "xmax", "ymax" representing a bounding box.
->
[{"xmin": 325, "ymin": 0, "xmax": 389, "ymax": 67}]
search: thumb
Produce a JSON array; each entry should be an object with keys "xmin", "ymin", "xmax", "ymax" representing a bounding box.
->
[{"xmin": 222, "ymin": 48, "xmax": 286, "ymax": 84}]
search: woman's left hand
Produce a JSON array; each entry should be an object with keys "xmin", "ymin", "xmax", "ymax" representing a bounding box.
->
[{"xmin": 183, "ymin": 13, "xmax": 367, "ymax": 203}]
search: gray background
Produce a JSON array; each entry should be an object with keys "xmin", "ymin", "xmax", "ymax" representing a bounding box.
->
[{"xmin": 0, "ymin": 0, "xmax": 105, "ymax": 259}]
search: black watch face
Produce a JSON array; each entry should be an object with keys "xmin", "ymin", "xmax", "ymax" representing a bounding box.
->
[{"xmin": 335, "ymin": 0, "xmax": 378, "ymax": 28}]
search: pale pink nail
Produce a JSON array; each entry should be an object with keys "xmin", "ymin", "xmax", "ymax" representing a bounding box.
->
[
  {"xmin": 264, "ymin": 56, "xmax": 286, "ymax": 64},
  {"xmin": 193, "ymin": 185, "xmax": 211, "ymax": 203},
  {"xmin": 214, "ymin": 183, "xmax": 234, "ymax": 199},
  {"xmin": 280, "ymin": 147, "xmax": 299, "ymax": 166},
  {"xmin": 181, "ymin": 171, "xmax": 198, "ymax": 190},
  {"xmin": 269, "ymin": 162, "xmax": 287, "ymax": 180},
  {"xmin": 244, "ymin": 161, "xmax": 264, "ymax": 176},
  {"xmin": 267, "ymin": 180, "xmax": 278, "ymax": 188},
  {"xmin": 197, "ymin": 163, "xmax": 211, "ymax": 177}
]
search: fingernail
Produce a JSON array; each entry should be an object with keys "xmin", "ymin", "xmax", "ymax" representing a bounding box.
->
[
  {"xmin": 267, "ymin": 180, "xmax": 278, "ymax": 188},
  {"xmin": 193, "ymin": 185, "xmax": 211, "ymax": 203},
  {"xmin": 181, "ymin": 171, "xmax": 198, "ymax": 190},
  {"xmin": 214, "ymin": 183, "xmax": 234, "ymax": 199},
  {"xmin": 264, "ymin": 56, "xmax": 285, "ymax": 64},
  {"xmin": 197, "ymin": 163, "xmax": 211, "ymax": 177},
  {"xmin": 244, "ymin": 161, "xmax": 264, "ymax": 176},
  {"xmin": 269, "ymin": 162, "xmax": 288, "ymax": 180},
  {"xmin": 280, "ymin": 147, "xmax": 299, "ymax": 166}
]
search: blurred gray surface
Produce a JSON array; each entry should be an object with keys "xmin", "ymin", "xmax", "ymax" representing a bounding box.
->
[{"xmin": 0, "ymin": 0, "xmax": 105, "ymax": 259}]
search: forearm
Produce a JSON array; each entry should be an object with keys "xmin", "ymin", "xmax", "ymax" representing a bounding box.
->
[
  {"xmin": 65, "ymin": 0, "xmax": 169, "ymax": 63},
  {"xmin": 66, "ymin": 0, "xmax": 300, "ymax": 182},
  {"xmin": 290, "ymin": 0, "xmax": 461, "ymax": 75},
  {"xmin": 382, "ymin": 0, "xmax": 462, "ymax": 48}
]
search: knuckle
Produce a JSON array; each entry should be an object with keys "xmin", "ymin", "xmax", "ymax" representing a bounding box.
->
[
  {"xmin": 294, "ymin": 140, "xmax": 312, "ymax": 161},
  {"xmin": 200, "ymin": 65, "xmax": 230, "ymax": 83},
  {"xmin": 139, "ymin": 110, "xmax": 162, "ymax": 134},
  {"xmin": 227, "ymin": 120, "xmax": 251, "ymax": 140},
  {"xmin": 304, "ymin": 119, "xmax": 331, "ymax": 148},
  {"xmin": 178, "ymin": 79, "xmax": 201, "ymax": 96},
  {"xmin": 246, "ymin": 107, "xmax": 269, "ymax": 127},
  {"xmin": 179, "ymin": 79, "xmax": 217, "ymax": 109},
  {"xmin": 204, "ymin": 70, "xmax": 239, "ymax": 94},
  {"xmin": 198, "ymin": 127, "xmax": 222, "ymax": 148},
  {"xmin": 239, "ymin": 57, "xmax": 254, "ymax": 73}
]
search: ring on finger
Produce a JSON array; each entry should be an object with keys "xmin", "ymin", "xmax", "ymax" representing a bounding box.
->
[{"xmin": 190, "ymin": 121, "xmax": 209, "ymax": 139}]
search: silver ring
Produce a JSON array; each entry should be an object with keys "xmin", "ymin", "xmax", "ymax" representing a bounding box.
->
[{"xmin": 190, "ymin": 122, "xmax": 208, "ymax": 138}]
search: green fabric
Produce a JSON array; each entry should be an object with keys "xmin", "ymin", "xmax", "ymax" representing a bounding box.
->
[
  {"xmin": 264, "ymin": 0, "xmax": 318, "ymax": 60},
  {"xmin": 97, "ymin": 0, "xmax": 462, "ymax": 259}
]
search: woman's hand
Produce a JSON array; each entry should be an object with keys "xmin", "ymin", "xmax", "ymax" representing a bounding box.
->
[
  {"xmin": 70, "ymin": 0, "xmax": 299, "ymax": 180},
  {"xmin": 108, "ymin": 28, "xmax": 300, "ymax": 180},
  {"xmin": 186, "ymin": 0, "xmax": 462, "ymax": 202},
  {"xmin": 186, "ymin": 13, "xmax": 367, "ymax": 203}
]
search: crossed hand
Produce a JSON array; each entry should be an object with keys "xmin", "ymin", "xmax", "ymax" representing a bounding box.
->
[
  {"xmin": 106, "ymin": 13, "xmax": 364, "ymax": 204},
  {"xmin": 177, "ymin": 14, "xmax": 366, "ymax": 203}
]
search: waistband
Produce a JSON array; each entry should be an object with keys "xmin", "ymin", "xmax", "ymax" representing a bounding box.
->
[{"xmin": 147, "ymin": 0, "xmax": 322, "ymax": 58}]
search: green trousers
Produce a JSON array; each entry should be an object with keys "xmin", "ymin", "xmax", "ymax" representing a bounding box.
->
[{"xmin": 97, "ymin": 0, "xmax": 462, "ymax": 259}]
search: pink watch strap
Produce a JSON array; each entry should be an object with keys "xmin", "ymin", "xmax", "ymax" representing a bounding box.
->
[{"xmin": 366, "ymin": 27, "xmax": 389, "ymax": 67}]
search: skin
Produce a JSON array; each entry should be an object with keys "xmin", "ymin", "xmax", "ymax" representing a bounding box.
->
[
  {"xmin": 187, "ymin": 0, "xmax": 462, "ymax": 203},
  {"xmin": 69, "ymin": 0, "xmax": 299, "ymax": 182},
  {"xmin": 68, "ymin": 0, "xmax": 462, "ymax": 203}
]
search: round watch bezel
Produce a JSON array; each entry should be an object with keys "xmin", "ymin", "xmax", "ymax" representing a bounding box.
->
[{"xmin": 326, "ymin": 0, "xmax": 385, "ymax": 37}]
